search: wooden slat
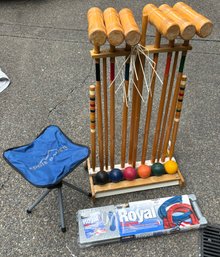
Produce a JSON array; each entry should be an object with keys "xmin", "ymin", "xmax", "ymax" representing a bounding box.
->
[
  {"xmin": 87, "ymin": 159, "xmax": 96, "ymax": 198},
  {"xmin": 95, "ymin": 180, "xmax": 180, "ymax": 198},
  {"xmin": 177, "ymin": 169, "xmax": 185, "ymax": 187},
  {"xmin": 90, "ymin": 43, "xmax": 192, "ymax": 58}
]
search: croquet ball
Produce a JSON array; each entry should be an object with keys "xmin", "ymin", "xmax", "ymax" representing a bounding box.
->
[
  {"xmin": 137, "ymin": 164, "xmax": 151, "ymax": 178},
  {"xmin": 109, "ymin": 169, "xmax": 123, "ymax": 183},
  {"xmin": 123, "ymin": 167, "xmax": 137, "ymax": 181},
  {"xmin": 95, "ymin": 171, "xmax": 109, "ymax": 185},
  {"xmin": 151, "ymin": 163, "xmax": 165, "ymax": 176},
  {"xmin": 164, "ymin": 160, "xmax": 178, "ymax": 174}
]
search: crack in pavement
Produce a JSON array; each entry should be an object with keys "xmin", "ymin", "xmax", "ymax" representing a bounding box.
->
[
  {"xmin": 0, "ymin": 170, "xmax": 12, "ymax": 190},
  {"xmin": 0, "ymin": 34, "xmax": 90, "ymax": 44},
  {"xmin": 0, "ymin": 21, "xmax": 87, "ymax": 32},
  {"xmin": 47, "ymin": 58, "xmax": 93, "ymax": 118}
]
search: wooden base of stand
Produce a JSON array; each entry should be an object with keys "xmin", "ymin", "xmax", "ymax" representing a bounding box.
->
[{"xmin": 87, "ymin": 157, "xmax": 185, "ymax": 199}]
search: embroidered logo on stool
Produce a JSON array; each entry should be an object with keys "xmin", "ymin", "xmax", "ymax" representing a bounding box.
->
[{"xmin": 29, "ymin": 146, "xmax": 68, "ymax": 171}]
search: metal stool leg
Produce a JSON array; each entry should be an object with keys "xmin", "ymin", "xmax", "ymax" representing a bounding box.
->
[
  {"xmin": 27, "ymin": 189, "xmax": 52, "ymax": 213},
  {"xmin": 63, "ymin": 180, "xmax": 92, "ymax": 197},
  {"xmin": 57, "ymin": 187, "xmax": 66, "ymax": 232},
  {"xmin": 26, "ymin": 180, "xmax": 90, "ymax": 232}
]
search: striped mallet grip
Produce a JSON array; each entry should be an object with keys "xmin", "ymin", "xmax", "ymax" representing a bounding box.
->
[
  {"xmin": 119, "ymin": 8, "xmax": 141, "ymax": 46},
  {"xmin": 174, "ymin": 75, "xmax": 187, "ymax": 122},
  {"xmin": 90, "ymin": 85, "xmax": 96, "ymax": 170},
  {"xmin": 159, "ymin": 4, "xmax": 196, "ymax": 40},
  {"xmin": 143, "ymin": 4, "xmax": 180, "ymax": 41},
  {"xmin": 103, "ymin": 7, "xmax": 124, "ymax": 46},
  {"xmin": 89, "ymin": 85, "xmax": 96, "ymax": 133},
  {"xmin": 87, "ymin": 7, "xmax": 107, "ymax": 47},
  {"xmin": 168, "ymin": 75, "xmax": 187, "ymax": 159},
  {"xmin": 173, "ymin": 2, "xmax": 213, "ymax": 38}
]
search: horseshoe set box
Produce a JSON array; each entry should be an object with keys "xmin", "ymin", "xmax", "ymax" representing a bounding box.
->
[{"xmin": 77, "ymin": 194, "xmax": 207, "ymax": 247}]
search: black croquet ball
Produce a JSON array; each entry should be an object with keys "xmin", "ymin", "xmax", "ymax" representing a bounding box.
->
[
  {"xmin": 109, "ymin": 169, "xmax": 123, "ymax": 183},
  {"xmin": 151, "ymin": 163, "xmax": 166, "ymax": 176},
  {"xmin": 95, "ymin": 171, "xmax": 109, "ymax": 185}
]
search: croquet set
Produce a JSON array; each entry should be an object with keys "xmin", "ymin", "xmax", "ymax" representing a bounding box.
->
[
  {"xmin": 86, "ymin": 2, "xmax": 213, "ymax": 198},
  {"xmin": 77, "ymin": 194, "xmax": 207, "ymax": 247},
  {"xmin": 76, "ymin": 2, "xmax": 213, "ymax": 246},
  {"xmin": 2, "ymin": 0, "xmax": 213, "ymax": 245}
]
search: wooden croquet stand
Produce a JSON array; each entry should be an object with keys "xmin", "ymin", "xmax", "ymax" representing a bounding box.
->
[
  {"xmin": 87, "ymin": 41, "xmax": 190, "ymax": 199},
  {"xmin": 86, "ymin": 3, "xmax": 213, "ymax": 200},
  {"xmin": 87, "ymin": 155, "xmax": 185, "ymax": 199}
]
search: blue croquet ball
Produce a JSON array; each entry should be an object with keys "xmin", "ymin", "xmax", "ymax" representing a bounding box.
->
[
  {"xmin": 109, "ymin": 168, "xmax": 123, "ymax": 183},
  {"xmin": 95, "ymin": 171, "xmax": 109, "ymax": 185}
]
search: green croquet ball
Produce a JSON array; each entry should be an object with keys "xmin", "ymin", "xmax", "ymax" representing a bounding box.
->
[{"xmin": 151, "ymin": 163, "xmax": 166, "ymax": 176}]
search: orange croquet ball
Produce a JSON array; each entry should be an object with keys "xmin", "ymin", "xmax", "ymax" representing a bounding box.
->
[
  {"xmin": 137, "ymin": 164, "xmax": 151, "ymax": 178},
  {"xmin": 164, "ymin": 160, "xmax": 178, "ymax": 174}
]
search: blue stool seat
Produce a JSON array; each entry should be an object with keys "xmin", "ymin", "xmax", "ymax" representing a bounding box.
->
[
  {"xmin": 3, "ymin": 125, "xmax": 91, "ymax": 232},
  {"xmin": 3, "ymin": 125, "xmax": 90, "ymax": 188}
]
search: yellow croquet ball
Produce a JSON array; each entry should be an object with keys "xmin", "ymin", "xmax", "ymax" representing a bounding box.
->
[{"xmin": 164, "ymin": 160, "xmax": 178, "ymax": 174}]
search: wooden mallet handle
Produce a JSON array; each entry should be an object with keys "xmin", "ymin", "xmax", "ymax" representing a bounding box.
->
[
  {"xmin": 143, "ymin": 4, "xmax": 179, "ymax": 41},
  {"xmin": 87, "ymin": 7, "xmax": 107, "ymax": 46},
  {"xmin": 159, "ymin": 4, "xmax": 196, "ymax": 40},
  {"xmin": 103, "ymin": 7, "xmax": 124, "ymax": 46},
  {"xmin": 173, "ymin": 2, "xmax": 213, "ymax": 38},
  {"xmin": 119, "ymin": 8, "xmax": 141, "ymax": 46}
]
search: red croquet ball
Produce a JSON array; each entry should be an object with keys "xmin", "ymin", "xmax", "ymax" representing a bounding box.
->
[
  {"xmin": 123, "ymin": 167, "xmax": 137, "ymax": 181},
  {"xmin": 137, "ymin": 164, "xmax": 151, "ymax": 178}
]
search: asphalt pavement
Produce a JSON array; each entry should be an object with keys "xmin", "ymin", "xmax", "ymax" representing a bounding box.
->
[{"xmin": 0, "ymin": 0, "xmax": 219, "ymax": 256}]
